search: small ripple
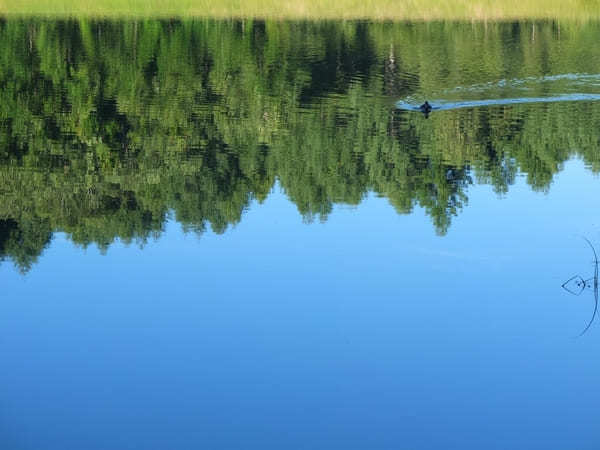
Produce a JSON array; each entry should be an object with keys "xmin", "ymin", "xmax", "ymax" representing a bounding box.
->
[{"xmin": 444, "ymin": 73, "xmax": 600, "ymax": 94}]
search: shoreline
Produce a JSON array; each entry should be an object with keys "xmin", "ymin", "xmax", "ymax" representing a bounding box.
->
[{"xmin": 1, "ymin": 0, "xmax": 599, "ymax": 21}]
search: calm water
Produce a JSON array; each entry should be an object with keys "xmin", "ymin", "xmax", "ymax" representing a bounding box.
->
[{"xmin": 2, "ymin": 19, "xmax": 600, "ymax": 449}]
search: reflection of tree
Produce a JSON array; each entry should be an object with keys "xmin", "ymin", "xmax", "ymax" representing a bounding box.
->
[
  {"xmin": 0, "ymin": 218, "xmax": 52, "ymax": 273},
  {"xmin": 0, "ymin": 19, "xmax": 599, "ymax": 270}
]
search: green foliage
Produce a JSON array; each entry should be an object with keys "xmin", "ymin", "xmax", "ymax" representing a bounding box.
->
[{"xmin": 0, "ymin": 19, "xmax": 599, "ymax": 269}]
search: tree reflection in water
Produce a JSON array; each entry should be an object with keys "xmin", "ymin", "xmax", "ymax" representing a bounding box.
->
[{"xmin": 0, "ymin": 19, "xmax": 600, "ymax": 271}]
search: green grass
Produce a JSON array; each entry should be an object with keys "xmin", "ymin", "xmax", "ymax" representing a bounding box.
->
[{"xmin": 1, "ymin": 0, "xmax": 600, "ymax": 20}]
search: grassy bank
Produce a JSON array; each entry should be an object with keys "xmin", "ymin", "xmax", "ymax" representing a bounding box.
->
[{"xmin": 1, "ymin": 0, "xmax": 600, "ymax": 20}]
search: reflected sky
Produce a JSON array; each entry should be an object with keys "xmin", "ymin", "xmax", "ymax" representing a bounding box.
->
[
  {"xmin": 2, "ymin": 18, "xmax": 600, "ymax": 450},
  {"xmin": 3, "ymin": 159, "xmax": 600, "ymax": 449}
]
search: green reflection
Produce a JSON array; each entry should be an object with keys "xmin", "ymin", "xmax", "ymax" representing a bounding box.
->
[{"xmin": 1, "ymin": 19, "xmax": 600, "ymax": 271}]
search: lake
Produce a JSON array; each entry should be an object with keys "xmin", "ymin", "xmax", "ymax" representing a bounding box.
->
[{"xmin": 2, "ymin": 19, "xmax": 600, "ymax": 449}]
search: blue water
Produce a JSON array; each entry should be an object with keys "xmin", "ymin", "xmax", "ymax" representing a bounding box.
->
[
  {"xmin": 3, "ymin": 19, "xmax": 600, "ymax": 450},
  {"xmin": 3, "ymin": 161, "xmax": 600, "ymax": 449}
]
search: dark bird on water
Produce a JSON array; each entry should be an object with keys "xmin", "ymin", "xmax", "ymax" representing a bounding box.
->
[{"xmin": 419, "ymin": 101, "xmax": 432, "ymax": 114}]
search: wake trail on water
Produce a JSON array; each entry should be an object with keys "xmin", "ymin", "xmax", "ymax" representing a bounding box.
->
[
  {"xmin": 396, "ymin": 73, "xmax": 600, "ymax": 112},
  {"xmin": 396, "ymin": 94, "xmax": 600, "ymax": 112}
]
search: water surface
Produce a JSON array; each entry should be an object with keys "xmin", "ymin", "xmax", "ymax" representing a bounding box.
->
[{"xmin": 2, "ymin": 19, "xmax": 600, "ymax": 449}]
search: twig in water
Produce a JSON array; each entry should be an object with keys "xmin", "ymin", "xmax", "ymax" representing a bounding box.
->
[{"xmin": 562, "ymin": 237, "xmax": 599, "ymax": 336}]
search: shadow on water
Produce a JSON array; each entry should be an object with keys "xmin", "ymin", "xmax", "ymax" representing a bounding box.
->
[{"xmin": 562, "ymin": 238, "xmax": 599, "ymax": 336}]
